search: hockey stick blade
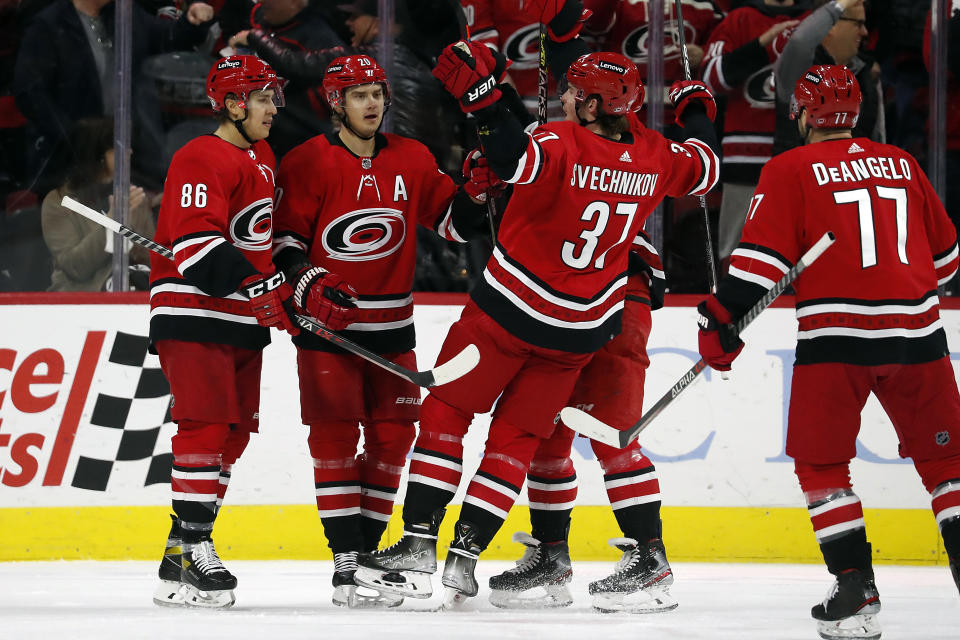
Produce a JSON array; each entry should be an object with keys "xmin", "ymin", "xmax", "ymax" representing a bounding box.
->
[
  {"xmin": 61, "ymin": 195, "xmax": 480, "ymax": 388},
  {"xmin": 561, "ymin": 231, "xmax": 836, "ymax": 448}
]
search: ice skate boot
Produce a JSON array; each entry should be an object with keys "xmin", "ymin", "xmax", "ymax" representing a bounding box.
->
[
  {"xmin": 180, "ymin": 538, "xmax": 237, "ymax": 608},
  {"xmin": 589, "ymin": 537, "xmax": 678, "ymax": 613},
  {"xmin": 152, "ymin": 514, "xmax": 186, "ymax": 607},
  {"xmin": 811, "ymin": 569, "xmax": 881, "ymax": 640},
  {"xmin": 950, "ymin": 556, "xmax": 960, "ymax": 597},
  {"xmin": 354, "ymin": 509, "xmax": 444, "ymax": 599},
  {"xmin": 488, "ymin": 532, "xmax": 573, "ymax": 609},
  {"xmin": 439, "ymin": 521, "xmax": 482, "ymax": 610},
  {"xmin": 331, "ymin": 551, "xmax": 403, "ymax": 608}
]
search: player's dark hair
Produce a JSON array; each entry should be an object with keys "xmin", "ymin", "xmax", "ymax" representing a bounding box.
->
[
  {"xmin": 65, "ymin": 117, "xmax": 113, "ymax": 191},
  {"xmin": 584, "ymin": 93, "xmax": 629, "ymax": 138},
  {"xmin": 214, "ymin": 92, "xmax": 240, "ymax": 123}
]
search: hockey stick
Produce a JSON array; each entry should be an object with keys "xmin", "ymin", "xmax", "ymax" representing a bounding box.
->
[
  {"xmin": 673, "ymin": 0, "xmax": 719, "ymax": 295},
  {"xmin": 560, "ymin": 230, "xmax": 836, "ymax": 448},
  {"xmin": 60, "ymin": 195, "xmax": 480, "ymax": 387},
  {"xmin": 537, "ymin": 16, "xmax": 548, "ymax": 126},
  {"xmin": 450, "ymin": 2, "xmax": 499, "ymax": 246}
]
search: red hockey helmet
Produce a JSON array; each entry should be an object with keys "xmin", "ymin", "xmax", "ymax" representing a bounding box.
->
[
  {"xmin": 322, "ymin": 55, "xmax": 392, "ymax": 110},
  {"xmin": 206, "ymin": 55, "xmax": 285, "ymax": 112},
  {"xmin": 790, "ymin": 64, "xmax": 861, "ymax": 129},
  {"xmin": 565, "ymin": 52, "xmax": 643, "ymax": 115}
]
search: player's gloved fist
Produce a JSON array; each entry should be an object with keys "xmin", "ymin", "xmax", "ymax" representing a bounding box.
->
[
  {"xmin": 293, "ymin": 266, "xmax": 359, "ymax": 331},
  {"xmin": 697, "ymin": 296, "xmax": 744, "ymax": 371},
  {"xmin": 523, "ymin": 1, "xmax": 593, "ymax": 42},
  {"xmin": 432, "ymin": 40, "xmax": 502, "ymax": 112},
  {"xmin": 241, "ymin": 271, "xmax": 300, "ymax": 336},
  {"xmin": 471, "ymin": 42, "xmax": 511, "ymax": 83},
  {"xmin": 462, "ymin": 148, "xmax": 506, "ymax": 203},
  {"xmin": 669, "ymin": 80, "xmax": 717, "ymax": 126}
]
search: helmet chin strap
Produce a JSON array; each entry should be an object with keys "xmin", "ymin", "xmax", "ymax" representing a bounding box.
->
[
  {"xmin": 340, "ymin": 107, "xmax": 387, "ymax": 141},
  {"xmin": 228, "ymin": 97, "xmax": 257, "ymax": 145}
]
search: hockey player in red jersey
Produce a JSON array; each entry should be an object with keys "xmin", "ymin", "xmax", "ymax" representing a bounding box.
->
[
  {"xmin": 355, "ymin": 40, "xmax": 719, "ymax": 606},
  {"xmin": 271, "ymin": 54, "xmax": 495, "ymax": 608},
  {"xmin": 698, "ymin": 65, "xmax": 960, "ymax": 639},
  {"xmin": 149, "ymin": 56, "xmax": 336, "ymax": 609},
  {"xmin": 488, "ymin": 232, "xmax": 679, "ymax": 613}
]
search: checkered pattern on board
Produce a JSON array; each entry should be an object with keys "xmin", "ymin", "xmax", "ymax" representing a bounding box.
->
[{"xmin": 70, "ymin": 331, "xmax": 174, "ymax": 491}]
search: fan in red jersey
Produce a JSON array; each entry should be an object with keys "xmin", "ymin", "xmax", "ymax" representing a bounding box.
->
[
  {"xmin": 149, "ymin": 55, "xmax": 327, "ymax": 609},
  {"xmin": 270, "ymin": 53, "xmax": 495, "ymax": 609},
  {"xmin": 354, "ymin": 44, "xmax": 719, "ymax": 607},
  {"xmin": 698, "ymin": 65, "xmax": 960, "ymax": 640}
]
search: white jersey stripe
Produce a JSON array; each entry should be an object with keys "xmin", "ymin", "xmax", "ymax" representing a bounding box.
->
[
  {"xmin": 178, "ymin": 236, "xmax": 226, "ymax": 274},
  {"xmin": 798, "ymin": 320, "xmax": 944, "ymax": 340},
  {"xmin": 732, "ymin": 248, "xmax": 791, "ymax": 274},
  {"xmin": 150, "ymin": 306, "xmax": 259, "ymax": 324},
  {"xmin": 796, "ymin": 296, "xmax": 939, "ymax": 319},
  {"xmin": 728, "ymin": 265, "xmax": 777, "ymax": 290}
]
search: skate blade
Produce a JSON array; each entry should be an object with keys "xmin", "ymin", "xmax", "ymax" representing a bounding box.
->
[
  {"xmin": 152, "ymin": 580, "xmax": 186, "ymax": 607},
  {"xmin": 592, "ymin": 587, "xmax": 679, "ymax": 614},
  {"xmin": 816, "ymin": 614, "xmax": 881, "ymax": 640},
  {"xmin": 332, "ymin": 584, "xmax": 405, "ymax": 609},
  {"xmin": 489, "ymin": 584, "xmax": 573, "ymax": 609},
  {"xmin": 181, "ymin": 584, "xmax": 236, "ymax": 609},
  {"xmin": 354, "ymin": 565, "xmax": 433, "ymax": 599},
  {"xmin": 435, "ymin": 586, "xmax": 472, "ymax": 611}
]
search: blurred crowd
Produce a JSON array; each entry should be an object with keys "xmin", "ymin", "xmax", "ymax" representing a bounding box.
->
[{"xmin": 0, "ymin": 0, "xmax": 957, "ymax": 293}]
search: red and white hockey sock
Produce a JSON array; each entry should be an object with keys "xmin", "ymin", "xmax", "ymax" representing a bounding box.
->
[
  {"xmin": 597, "ymin": 446, "xmax": 662, "ymax": 542},
  {"xmin": 403, "ymin": 397, "xmax": 470, "ymax": 526},
  {"xmin": 932, "ymin": 479, "xmax": 960, "ymax": 558},
  {"xmin": 359, "ymin": 456, "xmax": 404, "ymax": 551},
  {"xmin": 308, "ymin": 422, "xmax": 363, "ymax": 554},
  {"xmin": 216, "ymin": 428, "xmax": 251, "ymax": 513},
  {"xmin": 527, "ymin": 456, "xmax": 577, "ymax": 544},
  {"xmin": 458, "ymin": 418, "xmax": 541, "ymax": 550},
  {"xmin": 171, "ymin": 421, "xmax": 228, "ymax": 530},
  {"xmin": 807, "ymin": 488, "xmax": 866, "ymax": 544}
]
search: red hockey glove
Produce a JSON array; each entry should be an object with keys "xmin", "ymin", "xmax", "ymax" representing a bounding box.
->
[
  {"xmin": 241, "ymin": 271, "xmax": 300, "ymax": 336},
  {"xmin": 697, "ymin": 296, "xmax": 744, "ymax": 371},
  {"xmin": 669, "ymin": 80, "xmax": 717, "ymax": 126},
  {"xmin": 471, "ymin": 42, "xmax": 511, "ymax": 83},
  {"xmin": 462, "ymin": 148, "xmax": 506, "ymax": 203},
  {"xmin": 292, "ymin": 266, "xmax": 359, "ymax": 331},
  {"xmin": 523, "ymin": 1, "xmax": 593, "ymax": 42},
  {"xmin": 433, "ymin": 40, "xmax": 501, "ymax": 113}
]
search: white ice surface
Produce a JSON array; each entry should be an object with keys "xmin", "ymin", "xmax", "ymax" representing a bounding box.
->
[{"xmin": 0, "ymin": 561, "xmax": 956, "ymax": 639}]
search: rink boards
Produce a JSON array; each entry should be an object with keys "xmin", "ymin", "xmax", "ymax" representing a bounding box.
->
[{"xmin": 0, "ymin": 292, "xmax": 957, "ymax": 565}]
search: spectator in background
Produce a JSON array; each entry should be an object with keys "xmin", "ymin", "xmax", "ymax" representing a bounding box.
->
[
  {"xmin": 13, "ymin": 0, "xmax": 214, "ymax": 196},
  {"xmin": 700, "ymin": 0, "xmax": 807, "ymax": 266},
  {"xmin": 773, "ymin": 0, "xmax": 882, "ymax": 156},
  {"xmin": 41, "ymin": 118, "xmax": 156, "ymax": 291},
  {"xmin": 226, "ymin": 0, "xmax": 347, "ymax": 158},
  {"xmin": 584, "ymin": 0, "xmax": 725, "ymax": 130}
]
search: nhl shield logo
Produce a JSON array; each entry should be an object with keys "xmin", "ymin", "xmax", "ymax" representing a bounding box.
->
[{"xmin": 936, "ymin": 431, "xmax": 950, "ymax": 446}]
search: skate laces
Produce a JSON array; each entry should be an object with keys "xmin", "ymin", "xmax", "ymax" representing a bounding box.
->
[
  {"xmin": 512, "ymin": 544, "xmax": 544, "ymax": 574},
  {"xmin": 334, "ymin": 551, "xmax": 359, "ymax": 573},
  {"xmin": 192, "ymin": 540, "xmax": 227, "ymax": 574}
]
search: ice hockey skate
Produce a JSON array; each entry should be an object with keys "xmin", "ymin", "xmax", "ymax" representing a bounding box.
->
[
  {"xmin": 179, "ymin": 538, "xmax": 237, "ymax": 608},
  {"xmin": 811, "ymin": 569, "xmax": 881, "ymax": 640},
  {"xmin": 589, "ymin": 537, "xmax": 678, "ymax": 613},
  {"xmin": 152, "ymin": 514, "xmax": 186, "ymax": 607},
  {"xmin": 488, "ymin": 532, "xmax": 573, "ymax": 609},
  {"xmin": 331, "ymin": 552, "xmax": 403, "ymax": 608},
  {"xmin": 354, "ymin": 510, "xmax": 444, "ymax": 599},
  {"xmin": 438, "ymin": 521, "xmax": 482, "ymax": 610}
]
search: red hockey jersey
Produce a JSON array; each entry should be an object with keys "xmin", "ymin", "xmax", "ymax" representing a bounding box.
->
[
  {"xmin": 150, "ymin": 135, "xmax": 278, "ymax": 350},
  {"xmin": 701, "ymin": 4, "xmax": 807, "ymax": 183},
  {"xmin": 273, "ymin": 133, "xmax": 464, "ymax": 354},
  {"xmin": 472, "ymin": 118, "xmax": 718, "ymax": 353},
  {"xmin": 729, "ymin": 137, "xmax": 959, "ymax": 365},
  {"xmin": 461, "ymin": 0, "xmax": 557, "ymax": 115}
]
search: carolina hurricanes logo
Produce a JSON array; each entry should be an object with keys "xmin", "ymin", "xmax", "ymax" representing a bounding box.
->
[
  {"xmin": 744, "ymin": 64, "xmax": 776, "ymax": 109},
  {"xmin": 503, "ymin": 23, "xmax": 542, "ymax": 70},
  {"xmin": 622, "ymin": 21, "xmax": 696, "ymax": 63},
  {"xmin": 230, "ymin": 198, "xmax": 273, "ymax": 250},
  {"xmin": 322, "ymin": 208, "xmax": 406, "ymax": 261}
]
